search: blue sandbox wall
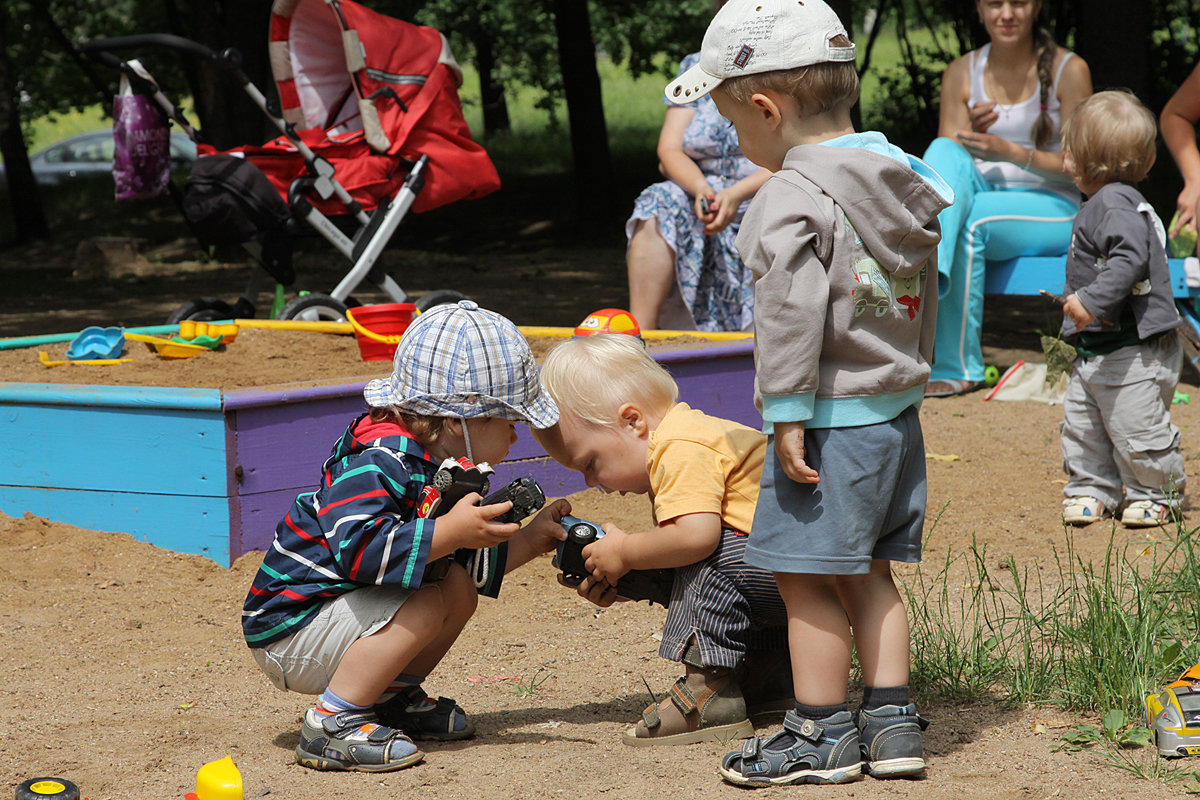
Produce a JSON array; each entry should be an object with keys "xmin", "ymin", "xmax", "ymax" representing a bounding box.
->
[{"xmin": 0, "ymin": 340, "xmax": 757, "ymax": 566}]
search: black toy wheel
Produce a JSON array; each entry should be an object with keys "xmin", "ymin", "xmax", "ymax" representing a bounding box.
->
[
  {"xmin": 433, "ymin": 468, "xmax": 454, "ymax": 491},
  {"xmin": 17, "ymin": 778, "xmax": 80, "ymax": 800},
  {"xmin": 277, "ymin": 293, "xmax": 349, "ymax": 322},
  {"xmin": 167, "ymin": 298, "xmax": 235, "ymax": 324},
  {"xmin": 415, "ymin": 289, "xmax": 468, "ymax": 312}
]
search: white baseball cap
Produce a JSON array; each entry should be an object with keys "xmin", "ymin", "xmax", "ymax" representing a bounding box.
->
[{"xmin": 664, "ymin": 0, "xmax": 856, "ymax": 105}]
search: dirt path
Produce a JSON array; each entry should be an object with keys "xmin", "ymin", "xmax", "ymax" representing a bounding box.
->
[{"xmin": 2, "ymin": 232, "xmax": 1198, "ymax": 798}]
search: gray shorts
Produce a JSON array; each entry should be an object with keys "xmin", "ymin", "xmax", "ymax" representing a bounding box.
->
[
  {"xmin": 745, "ymin": 405, "xmax": 925, "ymax": 575},
  {"xmin": 250, "ymin": 584, "xmax": 413, "ymax": 695}
]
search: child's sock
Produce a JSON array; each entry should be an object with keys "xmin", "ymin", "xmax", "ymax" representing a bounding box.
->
[
  {"xmin": 376, "ymin": 673, "xmax": 426, "ymax": 704},
  {"xmin": 795, "ymin": 701, "xmax": 849, "ymax": 721},
  {"xmin": 860, "ymin": 685, "xmax": 911, "ymax": 711},
  {"xmin": 317, "ymin": 687, "xmax": 373, "ymax": 715}
]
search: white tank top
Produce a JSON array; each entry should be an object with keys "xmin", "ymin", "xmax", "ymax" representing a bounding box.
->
[{"xmin": 968, "ymin": 43, "xmax": 1079, "ymax": 203}]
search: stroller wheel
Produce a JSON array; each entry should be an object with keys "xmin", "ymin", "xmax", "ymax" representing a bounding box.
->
[
  {"xmin": 415, "ymin": 290, "xmax": 469, "ymax": 312},
  {"xmin": 278, "ymin": 293, "xmax": 349, "ymax": 322},
  {"xmin": 167, "ymin": 298, "xmax": 236, "ymax": 324}
]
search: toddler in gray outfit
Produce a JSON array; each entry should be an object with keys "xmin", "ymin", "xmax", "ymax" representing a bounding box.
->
[{"xmin": 1058, "ymin": 91, "xmax": 1186, "ymax": 528}]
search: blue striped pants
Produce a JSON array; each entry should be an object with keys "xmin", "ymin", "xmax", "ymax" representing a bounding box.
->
[
  {"xmin": 659, "ymin": 527, "xmax": 789, "ymax": 669},
  {"xmin": 922, "ymin": 137, "xmax": 1079, "ymax": 383}
]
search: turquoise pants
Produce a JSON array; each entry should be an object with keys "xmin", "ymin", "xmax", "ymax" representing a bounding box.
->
[{"xmin": 922, "ymin": 137, "xmax": 1078, "ymax": 382}]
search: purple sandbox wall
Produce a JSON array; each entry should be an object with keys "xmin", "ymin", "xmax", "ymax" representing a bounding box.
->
[{"xmin": 223, "ymin": 340, "xmax": 758, "ymax": 560}]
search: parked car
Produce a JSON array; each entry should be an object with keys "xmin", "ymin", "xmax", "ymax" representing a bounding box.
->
[{"xmin": 0, "ymin": 129, "xmax": 196, "ymax": 188}]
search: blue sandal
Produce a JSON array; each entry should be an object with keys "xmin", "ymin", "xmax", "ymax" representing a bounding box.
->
[
  {"xmin": 375, "ymin": 685, "xmax": 476, "ymax": 741},
  {"xmin": 719, "ymin": 709, "xmax": 863, "ymax": 786}
]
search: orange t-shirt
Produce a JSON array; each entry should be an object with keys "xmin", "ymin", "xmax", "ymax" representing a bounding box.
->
[{"xmin": 646, "ymin": 402, "xmax": 766, "ymax": 533}]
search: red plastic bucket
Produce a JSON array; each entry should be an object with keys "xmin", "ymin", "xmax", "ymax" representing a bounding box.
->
[{"xmin": 346, "ymin": 303, "xmax": 417, "ymax": 361}]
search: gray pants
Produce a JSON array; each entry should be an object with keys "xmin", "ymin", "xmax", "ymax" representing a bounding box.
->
[{"xmin": 1061, "ymin": 334, "xmax": 1186, "ymax": 510}]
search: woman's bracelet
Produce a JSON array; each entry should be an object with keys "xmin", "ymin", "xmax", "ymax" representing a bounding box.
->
[{"xmin": 1023, "ymin": 148, "xmax": 1035, "ymax": 170}]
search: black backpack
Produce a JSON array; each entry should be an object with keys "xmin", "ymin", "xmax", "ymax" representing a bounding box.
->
[{"xmin": 181, "ymin": 154, "xmax": 295, "ymax": 284}]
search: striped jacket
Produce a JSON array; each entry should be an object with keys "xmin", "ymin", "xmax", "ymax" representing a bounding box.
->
[{"xmin": 242, "ymin": 414, "xmax": 506, "ymax": 647}]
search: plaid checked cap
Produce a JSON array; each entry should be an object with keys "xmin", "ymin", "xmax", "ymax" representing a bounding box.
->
[{"xmin": 364, "ymin": 300, "xmax": 559, "ymax": 429}]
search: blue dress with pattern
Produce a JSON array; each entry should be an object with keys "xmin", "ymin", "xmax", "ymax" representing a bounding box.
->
[{"xmin": 625, "ymin": 53, "xmax": 760, "ymax": 332}]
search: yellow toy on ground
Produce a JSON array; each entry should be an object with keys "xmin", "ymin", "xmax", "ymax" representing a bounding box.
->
[
  {"xmin": 183, "ymin": 755, "xmax": 243, "ymax": 800},
  {"xmin": 1146, "ymin": 663, "xmax": 1200, "ymax": 757}
]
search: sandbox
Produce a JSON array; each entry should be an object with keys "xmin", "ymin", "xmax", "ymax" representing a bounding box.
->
[{"xmin": 0, "ymin": 331, "xmax": 756, "ymax": 566}]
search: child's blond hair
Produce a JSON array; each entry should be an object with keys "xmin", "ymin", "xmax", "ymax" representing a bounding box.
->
[
  {"xmin": 1063, "ymin": 90, "xmax": 1157, "ymax": 187},
  {"xmin": 539, "ymin": 335, "xmax": 678, "ymax": 427},
  {"xmin": 720, "ymin": 35, "xmax": 859, "ymax": 117}
]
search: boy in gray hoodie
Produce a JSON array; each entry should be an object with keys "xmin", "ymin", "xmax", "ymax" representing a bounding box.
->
[{"xmin": 665, "ymin": 0, "xmax": 953, "ymax": 786}]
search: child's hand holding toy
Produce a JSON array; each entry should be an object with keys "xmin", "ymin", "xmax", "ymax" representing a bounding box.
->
[
  {"xmin": 521, "ymin": 499, "xmax": 572, "ymax": 555},
  {"xmin": 583, "ymin": 523, "xmax": 633, "ymax": 584}
]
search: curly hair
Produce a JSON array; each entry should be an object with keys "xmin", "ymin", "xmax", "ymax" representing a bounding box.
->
[{"xmin": 1062, "ymin": 90, "xmax": 1157, "ymax": 187}]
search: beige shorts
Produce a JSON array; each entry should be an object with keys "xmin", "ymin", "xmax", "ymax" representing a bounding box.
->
[{"xmin": 251, "ymin": 584, "xmax": 413, "ymax": 695}]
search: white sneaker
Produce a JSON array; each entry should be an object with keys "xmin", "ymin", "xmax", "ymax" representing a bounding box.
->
[{"xmin": 1062, "ymin": 496, "xmax": 1104, "ymax": 526}]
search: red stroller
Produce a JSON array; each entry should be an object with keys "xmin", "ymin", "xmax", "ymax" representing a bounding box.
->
[{"xmin": 86, "ymin": 0, "xmax": 500, "ymax": 322}]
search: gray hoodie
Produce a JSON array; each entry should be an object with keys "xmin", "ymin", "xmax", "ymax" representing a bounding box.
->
[
  {"xmin": 736, "ymin": 136, "xmax": 953, "ymax": 430},
  {"xmin": 1062, "ymin": 182, "xmax": 1181, "ymax": 343}
]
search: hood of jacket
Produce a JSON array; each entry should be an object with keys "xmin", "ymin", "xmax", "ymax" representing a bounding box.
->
[
  {"xmin": 322, "ymin": 414, "xmax": 433, "ymax": 475},
  {"xmin": 780, "ymin": 144, "xmax": 952, "ymax": 278}
]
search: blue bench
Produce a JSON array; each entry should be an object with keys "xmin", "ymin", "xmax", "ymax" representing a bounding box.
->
[{"xmin": 984, "ymin": 255, "xmax": 1200, "ymax": 340}]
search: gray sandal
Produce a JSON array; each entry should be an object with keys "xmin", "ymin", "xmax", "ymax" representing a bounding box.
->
[
  {"xmin": 719, "ymin": 709, "xmax": 862, "ymax": 786},
  {"xmin": 295, "ymin": 709, "xmax": 423, "ymax": 773},
  {"xmin": 375, "ymin": 685, "xmax": 476, "ymax": 741}
]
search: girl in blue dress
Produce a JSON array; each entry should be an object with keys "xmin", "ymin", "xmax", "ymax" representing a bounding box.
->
[{"xmin": 626, "ymin": 52, "xmax": 770, "ymax": 332}]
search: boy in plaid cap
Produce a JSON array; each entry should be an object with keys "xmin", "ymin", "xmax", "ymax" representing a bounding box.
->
[{"xmin": 243, "ymin": 300, "xmax": 569, "ymax": 773}]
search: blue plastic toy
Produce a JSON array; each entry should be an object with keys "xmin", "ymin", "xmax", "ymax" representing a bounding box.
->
[{"xmin": 65, "ymin": 327, "xmax": 125, "ymax": 361}]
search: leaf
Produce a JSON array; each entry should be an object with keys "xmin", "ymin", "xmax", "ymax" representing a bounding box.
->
[
  {"xmin": 926, "ymin": 452, "xmax": 959, "ymax": 462},
  {"xmin": 1119, "ymin": 726, "xmax": 1154, "ymax": 748},
  {"xmin": 1041, "ymin": 335, "xmax": 1077, "ymax": 386},
  {"xmin": 1061, "ymin": 726, "xmax": 1101, "ymax": 745},
  {"xmin": 1101, "ymin": 709, "xmax": 1127, "ymax": 734}
]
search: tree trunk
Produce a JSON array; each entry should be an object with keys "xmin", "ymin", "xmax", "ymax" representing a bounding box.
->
[
  {"xmin": 473, "ymin": 31, "xmax": 511, "ymax": 137},
  {"xmin": 1075, "ymin": 0, "xmax": 1146, "ymax": 96},
  {"xmin": 181, "ymin": 0, "xmax": 276, "ymax": 149},
  {"xmin": 0, "ymin": 1, "xmax": 48, "ymax": 242},
  {"xmin": 552, "ymin": 0, "xmax": 613, "ymax": 230}
]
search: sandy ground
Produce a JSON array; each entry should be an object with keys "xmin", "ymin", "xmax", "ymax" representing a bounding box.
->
[{"xmin": 3, "ymin": 236, "xmax": 1200, "ymax": 798}]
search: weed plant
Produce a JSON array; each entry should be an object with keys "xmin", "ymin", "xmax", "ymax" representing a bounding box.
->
[{"xmin": 907, "ymin": 514, "xmax": 1200, "ymax": 723}]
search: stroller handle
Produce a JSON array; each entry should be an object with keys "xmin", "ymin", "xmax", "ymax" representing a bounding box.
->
[{"xmin": 83, "ymin": 35, "xmax": 248, "ymax": 82}]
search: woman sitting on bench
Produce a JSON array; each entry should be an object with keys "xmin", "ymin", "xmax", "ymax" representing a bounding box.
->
[{"xmin": 921, "ymin": 0, "xmax": 1092, "ymax": 397}]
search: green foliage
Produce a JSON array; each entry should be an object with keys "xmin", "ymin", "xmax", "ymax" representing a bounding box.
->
[
  {"xmin": 3, "ymin": 0, "xmax": 163, "ymax": 124},
  {"xmin": 589, "ymin": 0, "xmax": 709, "ymax": 80},
  {"xmin": 1146, "ymin": 1, "xmax": 1200, "ymax": 113},
  {"xmin": 392, "ymin": 0, "xmax": 709, "ymax": 123},
  {"xmin": 1056, "ymin": 709, "xmax": 1200, "ymax": 786},
  {"xmin": 907, "ymin": 515, "xmax": 1200, "ymax": 787},
  {"xmin": 861, "ymin": 42, "xmax": 948, "ymax": 155},
  {"xmin": 512, "ymin": 664, "xmax": 554, "ymax": 697},
  {"xmin": 910, "ymin": 517, "xmax": 1200, "ymax": 720}
]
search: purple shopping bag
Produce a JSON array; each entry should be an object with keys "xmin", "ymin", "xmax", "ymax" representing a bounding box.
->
[{"xmin": 113, "ymin": 70, "xmax": 169, "ymax": 201}]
